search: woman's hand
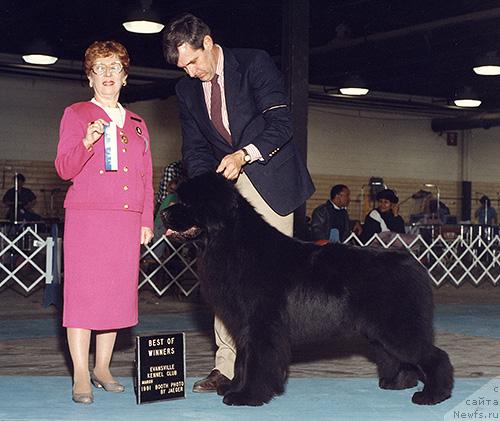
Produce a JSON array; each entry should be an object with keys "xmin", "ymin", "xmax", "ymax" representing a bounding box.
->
[
  {"xmin": 392, "ymin": 203, "xmax": 400, "ymax": 216},
  {"xmin": 140, "ymin": 227, "xmax": 154, "ymax": 245},
  {"xmin": 83, "ymin": 118, "xmax": 107, "ymax": 149}
]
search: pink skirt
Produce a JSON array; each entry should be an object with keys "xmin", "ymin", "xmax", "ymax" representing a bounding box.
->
[{"xmin": 63, "ymin": 209, "xmax": 141, "ymax": 330}]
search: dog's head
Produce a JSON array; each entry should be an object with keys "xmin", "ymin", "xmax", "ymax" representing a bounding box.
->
[{"xmin": 161, "ymin": 172, "xmax": 240, "ymax": 241}]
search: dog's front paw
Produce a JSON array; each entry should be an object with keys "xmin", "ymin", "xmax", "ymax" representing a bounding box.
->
[
  {"xmin": 216, "ymin": 381, "xmax": 232, "ymax": 396},
  {"xmin": 223, "ymin": 391, "xmax": 265, "ymax": 406}
]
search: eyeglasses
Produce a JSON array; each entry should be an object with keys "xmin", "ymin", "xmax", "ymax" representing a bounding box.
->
[{"xmin": 91, "ymin": 62, "xmax": 123, "ymax": 75}]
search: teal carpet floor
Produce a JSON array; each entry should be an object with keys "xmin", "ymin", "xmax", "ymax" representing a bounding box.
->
[{"xmin": 0, "ymin": 376, "xmax": 494, "ymax": 421}]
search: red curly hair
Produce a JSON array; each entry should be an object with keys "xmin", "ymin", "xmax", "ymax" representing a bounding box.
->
[{"xmin": 84, "ymin": 40, "xmax": 130, "ymax": 75}]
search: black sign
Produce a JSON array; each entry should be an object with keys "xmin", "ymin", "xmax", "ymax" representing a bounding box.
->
[{"xmin": 135, "ymin": 332, "xmax": 186, "ymax": 404}]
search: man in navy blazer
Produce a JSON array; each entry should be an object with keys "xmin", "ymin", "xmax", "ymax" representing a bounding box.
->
[{"xmin": 163, "ymin": 13, "xmax": 314, "ymax": 392}]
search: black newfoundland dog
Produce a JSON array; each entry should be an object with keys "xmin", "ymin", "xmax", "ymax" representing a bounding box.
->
[{"xmin": 162, "ymin": 172, "xmax": 453, "ymax": 407}]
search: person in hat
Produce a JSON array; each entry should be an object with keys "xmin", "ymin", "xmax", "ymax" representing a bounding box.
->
[{"xmin": 361, "ymin": 188, "xmax": 405, "ymax": 243}]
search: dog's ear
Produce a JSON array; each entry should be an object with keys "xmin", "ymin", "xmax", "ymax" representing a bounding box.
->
[
  {"xmin": 214, "ymin": 173, "xmax": 240, "ymax": 211},
  {"xmin": 175, "ymin": 172, "xmax": 242, "ymax": 231}
]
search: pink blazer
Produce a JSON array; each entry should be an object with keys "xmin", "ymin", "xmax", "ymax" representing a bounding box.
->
[{"xmin": 55, "ymin": 101, "xmax": 154, "ymax": 228}]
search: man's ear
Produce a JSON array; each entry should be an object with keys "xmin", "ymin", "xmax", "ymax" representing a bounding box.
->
[{"xmin": 203, "ymin": 35, "xmax": 214, "ymax": 50}]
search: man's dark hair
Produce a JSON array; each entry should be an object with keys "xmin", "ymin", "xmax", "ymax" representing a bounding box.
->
[
  {"xmin": 14, "ymin": 173, "xmax": 25, "ymax": 183},
  {"xmin": 163, "ymin": 13, "xmax": 211, "ymax": 65},
  {"xmin": 330, "ymin": 184, "xmax": 348, "ymax": 200},
  {"xmin": 479, "ymin": 195, "xmax": 491, "ymax": 207}
]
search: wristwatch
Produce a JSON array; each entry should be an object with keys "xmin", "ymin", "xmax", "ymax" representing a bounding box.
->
[{"xmin": 241, "ymin": 148, "xmax": 251, "ymax": 164}]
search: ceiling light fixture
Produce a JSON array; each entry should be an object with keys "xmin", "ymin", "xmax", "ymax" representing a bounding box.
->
[
  {"xmin": 473, "ymin": 51, "xmax": 500, "ymax": 76},
  {"xmin": 339, "ymin": 75, "xmax": 369, "ymax": 96},
  {"xmin": 22, "ymin": 39, "xmax": 58, "ymax": 65},
  {"xmin": 123, "ymin": 0, "xmax": 164, "ymax": 34},
  {"xmin": 453, "ymin": 86, "xmax": 481, "ymax": 108},
  {"xmin": 22, "ymin": 54, "xmax": 58, "ymax": 65}
]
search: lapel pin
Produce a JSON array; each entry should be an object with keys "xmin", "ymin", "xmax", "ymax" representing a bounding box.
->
[{"xmin": 136, "ymin": 126, "xmax": 142, "ymax": 135}]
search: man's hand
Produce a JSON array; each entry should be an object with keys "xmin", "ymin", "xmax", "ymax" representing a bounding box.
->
[
  {"xmin": 216, "ymin": 150, "xmax": 246, "ymax": 180},
  {"xmin": 352, "ymin": 221, "xmax": 363, "ymax": 236}
]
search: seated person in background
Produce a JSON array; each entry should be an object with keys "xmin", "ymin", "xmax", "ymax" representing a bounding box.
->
[
  {"xmin": 310, "ymin": 184, "xmax": 362, "ymax": 242},
  {"xmin": 153, "ymin": 177, "xmax": 183, "ymax": 258},
  {"xmin": 2, "ymin": 173, "xmax": 41, "ymax": 222},
  {"xmin": 361, "ymin": 188, "xmax": 405, "ymax": 243},
  {"xmin": 428, "ymin": 198, "xmax": 450, "ymax": 224},
  {"xmin": 475, "ymin": 195, "xmax": 497, "ymax": 225},
  {"xmin": 155, "ymin": 161, "xmax": 183, "ymax": 213}
]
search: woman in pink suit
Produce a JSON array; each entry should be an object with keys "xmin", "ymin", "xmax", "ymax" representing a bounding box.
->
[{"xmin": 55, "ymin": 41, "xmax": 154, "ymax": 404}]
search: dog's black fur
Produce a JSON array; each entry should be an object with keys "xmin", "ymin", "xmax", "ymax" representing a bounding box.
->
[{"xmin": 162, "ymin": 172, "xmax": 454, "ymax": 407}]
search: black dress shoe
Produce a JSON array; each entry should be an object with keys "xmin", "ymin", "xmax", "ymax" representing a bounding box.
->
[{"xmin": 192, "ymin": 369, "xmax": 231, "ymax": 393}]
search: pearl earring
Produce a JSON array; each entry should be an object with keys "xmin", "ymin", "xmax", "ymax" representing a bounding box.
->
[
  {"xmin": 122, "ymin": 81, "xmax": 127, "ymax": 87},
  {"xmin": 89, "ymin": 81, "xmax": 93, "ymax": 88}
]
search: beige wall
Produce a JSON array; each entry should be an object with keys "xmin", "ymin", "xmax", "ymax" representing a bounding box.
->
[
  {"xmin": 307, "ymin": 105, "xmax": 462, "ymax": 180},
  {"xmin": 0, "ymin": 73, "xmax": 182, "ymax": 167},
  {"xmin": 1, "ymin": 73, "xmax": 499, "ymax": 223},
  {"xmin": 306, "ymin": 104, "xmax": 500, "ymax": 222}
]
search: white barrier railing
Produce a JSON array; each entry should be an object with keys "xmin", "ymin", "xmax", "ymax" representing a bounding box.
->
[
  {"xmin": 2, "ymin": 230, "xmax": 497, "ymax": 297},
  {"xmin": 137, "ymin": 232, "xmax": 498, "ymax": 296},
  {"xmin": 139, "ymin": 235, "xmax": 200, "ymax": 297},
  {"xmin": 0, "ymin": 226, "xmax": 57, "ymax": 292},
  {"xmin": 343, "ymin": 232, "xmax": 499, "ymax": 286}
]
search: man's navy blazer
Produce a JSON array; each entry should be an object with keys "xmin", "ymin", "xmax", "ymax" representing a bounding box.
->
[{"xmin": 175, "ymin": 47, "xmax": 315, "ymax": 216}]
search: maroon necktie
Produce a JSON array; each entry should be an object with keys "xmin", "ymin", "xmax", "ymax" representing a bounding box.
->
[{"xmin": 210, "ymin": 74, "xmax": 232, "ymax": 144}]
